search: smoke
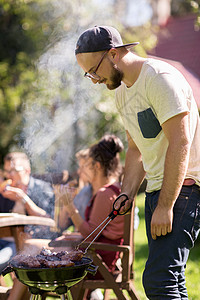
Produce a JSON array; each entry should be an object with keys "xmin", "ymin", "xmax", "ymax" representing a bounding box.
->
[{"xmin": 21, "ymin": 0, "xmax": 115, "ymax": 173}]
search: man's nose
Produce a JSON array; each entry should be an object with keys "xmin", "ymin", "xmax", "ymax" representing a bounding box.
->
[{"xmin": 91, "ymin": 78, "xmax": 99, "ymax": 84}]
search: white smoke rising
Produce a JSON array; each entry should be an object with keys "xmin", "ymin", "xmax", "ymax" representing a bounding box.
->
[{"xmin": 22, "ymin": 0, "xmax": 113, "ymax": 172}]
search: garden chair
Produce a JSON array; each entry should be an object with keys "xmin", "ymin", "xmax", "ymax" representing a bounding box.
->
[{"xmin": 50, "ymin": 203, "xmax": 140, "ymax": 300}]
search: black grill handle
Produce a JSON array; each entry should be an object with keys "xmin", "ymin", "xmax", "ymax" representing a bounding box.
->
[
  {"xmin": 1, "ymin": 265, "xmax": 13, "ymax": 276},
  {"xmin": 86, "ymin": 264, "xmax": 98, "ymax": 276}
]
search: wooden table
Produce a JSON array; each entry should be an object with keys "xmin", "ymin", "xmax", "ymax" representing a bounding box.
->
[{"xmin": 0, "ymin": 213, "xmax": 55, "ymax": 251}]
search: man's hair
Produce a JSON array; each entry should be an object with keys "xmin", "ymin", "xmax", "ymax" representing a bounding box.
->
[{"xmin": 4, "ymin": 152, "xmax": 31, "ymax": 170}]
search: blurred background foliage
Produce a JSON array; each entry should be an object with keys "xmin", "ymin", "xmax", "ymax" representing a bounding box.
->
[
  {"xmin": 171, "ymin": 0, "xmax": 200, "ymax": 29},
  {"xmin": 0, "ymin": 0, "xmax": 199, "ymax": 173},
  {"xmin": 0, "ymin": 0, "xmax": 57, "ymax": 160}
]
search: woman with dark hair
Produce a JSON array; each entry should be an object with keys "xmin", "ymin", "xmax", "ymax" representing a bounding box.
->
[{"xmin": 55, "ymin": 134, "xmax": 124, "ymax": 275}]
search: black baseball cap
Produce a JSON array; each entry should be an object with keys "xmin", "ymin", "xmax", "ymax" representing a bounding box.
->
[{"xmin": 75, "ymin": 25, "xmax": 139, "ymax": 55}]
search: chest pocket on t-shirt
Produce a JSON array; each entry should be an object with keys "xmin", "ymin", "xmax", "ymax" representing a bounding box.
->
[{"xmin": 137, "ymin": 108, "xmax": 162, "ymax": 138}]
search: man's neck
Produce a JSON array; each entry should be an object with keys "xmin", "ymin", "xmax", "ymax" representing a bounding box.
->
[{"xmin": 122, "ymin": 54, "xmax": 146, "ymax": 88}]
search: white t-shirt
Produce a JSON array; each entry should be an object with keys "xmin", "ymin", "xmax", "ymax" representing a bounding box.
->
[{"xmin": 115, "ymin": 58, "xmax": 200, "ymax": 192}]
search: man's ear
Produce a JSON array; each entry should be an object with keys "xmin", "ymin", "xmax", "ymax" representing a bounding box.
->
[{"xmin": 108, "ymin": 48, "xmax": 119, "ymax": 63}]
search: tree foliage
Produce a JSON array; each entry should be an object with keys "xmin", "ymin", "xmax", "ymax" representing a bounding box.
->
[
  {"xmin": 171, "ymin": 0, "xmax": 200, "ymax": 29},
  {"xmin": 0, "ymin": 0, "xmax": 55, "ymax": 161}
]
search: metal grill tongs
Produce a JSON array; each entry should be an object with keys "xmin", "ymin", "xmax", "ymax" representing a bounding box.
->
[{"xmin": 76, "ymin": 193, "xmax": 131, "ymax": 254}]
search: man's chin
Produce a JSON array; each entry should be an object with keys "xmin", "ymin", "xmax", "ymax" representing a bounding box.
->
[{"xmin": 106, "ymin": 82, "xmax": 121, "ymax": 90}]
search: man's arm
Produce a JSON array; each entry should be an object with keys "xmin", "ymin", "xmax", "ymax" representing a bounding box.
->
[
  {"xmin": 117, "ymin": 130, "xmax": 146, "ymax": 212},
  {"xmin": 151, "ymin": 112, "xmax": 190, "ymax": 240}
]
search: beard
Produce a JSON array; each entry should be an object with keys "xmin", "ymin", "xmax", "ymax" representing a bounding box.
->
[{"xmin": 106, "ymin": 63, "xmax": 124, "ymax": 90}]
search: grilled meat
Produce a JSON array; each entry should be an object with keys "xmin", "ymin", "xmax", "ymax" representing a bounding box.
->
[
  {"xmin": 10, "ymin": 248, "xmax": 83, "ymax": 268},
  {"xmin": 41, "ymin": 260, "xmax": 74, "ymax": 268},
  {"xmin": 11, "ymin": 254, "xmax": 41, "ymax": 268},
  {"xmin": 61, "ymin": 249, "xmax": 83, "ymax": 262}
]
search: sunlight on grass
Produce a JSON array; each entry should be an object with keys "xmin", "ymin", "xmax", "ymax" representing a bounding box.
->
[{"xmin": 134, "ymin": 192, "xmax": 148, "ymax": 300}]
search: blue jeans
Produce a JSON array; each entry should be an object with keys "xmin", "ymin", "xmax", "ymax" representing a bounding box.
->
[{"xmin": 143, "ymin": 185, "xmax": 200, "ymax": 299}]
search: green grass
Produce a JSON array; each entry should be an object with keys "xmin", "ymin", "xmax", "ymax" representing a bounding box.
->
[
  {"xmin": 133, "ymin": 193, "xmax": 148, "ymax": 300},
  {"xmin": 3, "ymin": 193, "xmax": 200, "ymax": 299}
]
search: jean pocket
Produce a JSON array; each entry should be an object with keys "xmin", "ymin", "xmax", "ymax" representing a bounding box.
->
[
  {"xmin": 137, "ymin": 108, "xmax": 162, "ymax": 138},
  {"xmin": 176, "ymin": 188, "xmax": 200, "ymax": 244}
]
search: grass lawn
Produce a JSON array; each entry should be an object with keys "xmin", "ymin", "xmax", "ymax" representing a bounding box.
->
[{"xmin": 3, "ymin": 192, "xmax": 200, "ymax": 299}]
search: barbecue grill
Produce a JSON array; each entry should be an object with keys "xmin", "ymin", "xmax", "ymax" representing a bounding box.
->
[
  {"xmin": 2, "ymin": 193, "xmax": 131, "ymax": 299},
  {"xmin": 2, "ymin": 256, "xmax": 97, "ymax": 299}
]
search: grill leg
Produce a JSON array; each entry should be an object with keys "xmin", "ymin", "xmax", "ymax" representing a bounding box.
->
[
  {"xmin": 30, "ymin": 294, "xmax": 42, "ymax": 300},
  {"xmin": 65, "ymin": 290, "xmax": 73, "ymax": 300}
]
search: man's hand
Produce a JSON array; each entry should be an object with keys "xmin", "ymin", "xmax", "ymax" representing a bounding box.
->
[
  {"xmin": 151, "ymin": 205, "xmax": 173, "ymax": 240},
  {"xmin": 1, "ymin": 186, "xmax": 25, "ymax": 202},
  {"xmin": 114, "ymin": 193, "xmax": 133, "ymax": 214},
  {"xmin": 0, "ymin": 179, "xmax": 12, "ymax": 194},
  {"xmin": 53, "ymin": 184, "xmax": 77, "ymax": 207}
]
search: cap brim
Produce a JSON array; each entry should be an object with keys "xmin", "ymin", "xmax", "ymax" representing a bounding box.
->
[{"xmin": 115, "ymin": 42, "xmax": 139, "ymax": 49}]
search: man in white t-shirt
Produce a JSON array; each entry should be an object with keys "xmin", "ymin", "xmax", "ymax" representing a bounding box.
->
[{"xmin": 75, "ymin": 25, "xmax": 200, "ymax": 299}]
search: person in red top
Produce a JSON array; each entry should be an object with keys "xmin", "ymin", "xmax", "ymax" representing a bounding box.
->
[{"xmin": 55, "ymin": 134, "xmax": 124, "ymax": 274}]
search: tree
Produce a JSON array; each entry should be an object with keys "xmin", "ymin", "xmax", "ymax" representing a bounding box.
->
[{"xmin": 0, "ymin": 0, "xmax": 62, "ymax": 162}]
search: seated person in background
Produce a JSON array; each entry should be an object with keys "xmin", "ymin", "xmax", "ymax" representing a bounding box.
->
[
  {"xmin": 7, "ymin": 135, "xmax": 124, "ymax": 300},
  {"xmin": 0, "ymin": 152, "xmax": 55, "ymax": 273},
  {"xmin": 56, "ymin": 148, "xmax": 92, "ymax": 232},
  {"xmin": 54, "ymin": 134, "xmax": 125, "ymax": 276}
]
